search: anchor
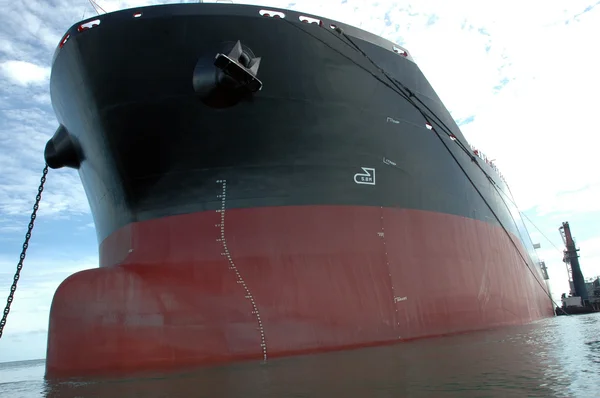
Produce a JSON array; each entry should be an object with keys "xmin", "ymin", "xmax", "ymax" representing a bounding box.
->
[
  {"xmin": 193, "ymin": 40, "xmax": 263, "ymax": 108},
  {"xmin": 213, "ymin": 40, "xmax": 262, "ymax": 93}
]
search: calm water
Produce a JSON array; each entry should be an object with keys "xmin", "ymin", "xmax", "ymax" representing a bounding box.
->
[{"xmin": 1, "ymin": 314, "xmax": 599, "ymax": 398}]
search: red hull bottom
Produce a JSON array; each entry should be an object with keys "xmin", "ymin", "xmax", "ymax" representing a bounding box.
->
[{"xmin": 46, "ymin": 206, "xmax": 553, "ymax": 377}]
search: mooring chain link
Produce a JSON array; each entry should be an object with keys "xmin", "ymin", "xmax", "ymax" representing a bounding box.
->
[{"xmin": 0, "ymin": 164, "xmax": 49, "ymax": 339}]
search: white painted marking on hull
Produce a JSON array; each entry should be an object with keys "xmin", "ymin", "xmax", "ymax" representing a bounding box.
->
[{"xmin": 216, "ymin": 179, "xmax": 268, "ymax": 362}]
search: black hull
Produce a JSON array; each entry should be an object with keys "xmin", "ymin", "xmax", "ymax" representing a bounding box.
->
[
  {"xmin": 50, "ymin": 4, "xmax": 520, "ymax": 244},
  {"xmin": 44, "ymin": 4, "xmax": 554, "ymax": 378}
]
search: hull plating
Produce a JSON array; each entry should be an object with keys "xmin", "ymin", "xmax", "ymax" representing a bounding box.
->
[
  {"xmin": 46, "ymin": 206, "xmax": 553, "ymax": 377},
  {"xmin": 45, "ymin": 4, "xmax": 553, "ymax": 377}
]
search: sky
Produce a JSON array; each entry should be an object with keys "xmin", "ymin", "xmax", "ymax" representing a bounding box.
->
[{"xmin": 0, "ymin": 0, "xmax": 599, "ymax": 363}]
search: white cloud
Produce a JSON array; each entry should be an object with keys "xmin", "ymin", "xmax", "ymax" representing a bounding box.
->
[
  {"xmin": 577, "ymin": 235, "xmax": 600, "ymax": 279},
  {"xmin": 0, "ymin": 107, "xmax": 89, "ymax": 221},
  {"xmin": 0, "ymin": 168, "xmax": 89, "ymax": 218},
  {"xmin": 0, "ymin": 38, "xmax": 16, "ymax": 56},
  {"xmin": 76, "ymin": 223, "xmax": 96, "ymax": 231},
  {"xmin": 532, "ymin": 183, "xmax": 600, "ymax": 216},
  {"xmin": 0, "ymin": 255, "xmax": 98, "ymax": 361},
  {"xmin": 32, "ymin": 93, "xmax": 51, "ymax": 105},
  {"xmin": 0, "ymin": 60, "xmax": 50, "ymax": 86},
  {"xmin": 299, "ymin": 0, "xmax": 600, "ymax": 219}
]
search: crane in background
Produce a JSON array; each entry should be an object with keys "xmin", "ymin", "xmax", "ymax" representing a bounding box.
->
[{"xmin": 556, "ymin": 222, "xmax": 600, "ymax": 315}]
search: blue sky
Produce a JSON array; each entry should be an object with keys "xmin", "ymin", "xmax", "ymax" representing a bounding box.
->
[{"xmin": 0, "ymin": 0, "xmax": 599, "ymax": 363}]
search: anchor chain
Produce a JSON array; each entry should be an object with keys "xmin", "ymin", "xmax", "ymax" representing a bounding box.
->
[{"xmin": 0, "ymin": 164, "xmax": 49, "ymax": 339}]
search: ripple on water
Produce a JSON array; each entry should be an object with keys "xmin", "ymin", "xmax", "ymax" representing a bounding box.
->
[{"xmin": 1, "ymin": 314, "xmax": 599, "ymax": 397}]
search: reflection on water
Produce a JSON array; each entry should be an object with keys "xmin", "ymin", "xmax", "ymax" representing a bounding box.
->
[{"xmin": 2, "ymin": 313, "xmax": 599, "ymax": 397}]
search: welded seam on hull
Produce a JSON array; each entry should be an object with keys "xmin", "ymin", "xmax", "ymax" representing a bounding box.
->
[
  {"xmin": 216, "ymin": 179, "xmax": 268, "ymax": 362},
  {"xmin": 379, "ymin": 206, "xmax": 402, "ymax": 338}
]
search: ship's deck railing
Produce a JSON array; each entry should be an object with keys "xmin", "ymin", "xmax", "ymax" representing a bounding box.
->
[
  {"xmin": 55, "ymin": 3, "xmax": 413, "ymax": 63},
  {"xmin": 470, "ymin": 145, "xmax": 506, "ymax": 183}
]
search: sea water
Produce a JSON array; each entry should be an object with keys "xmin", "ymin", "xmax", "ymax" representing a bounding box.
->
[{"xmin": 1, "ymin": 313, "xmax": 599, "ymax": 397}]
